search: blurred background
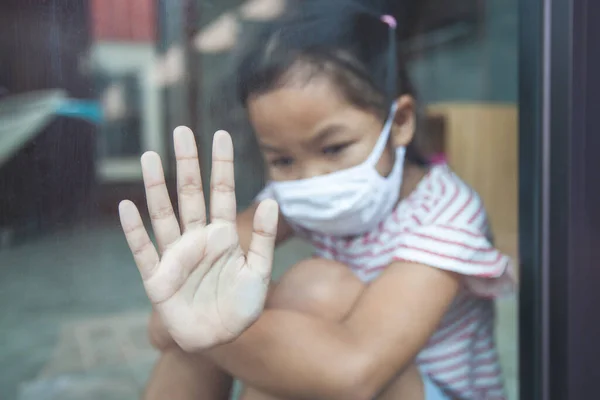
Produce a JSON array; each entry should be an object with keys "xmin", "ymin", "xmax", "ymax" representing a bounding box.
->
[{"xmin": 0, "ymin": 0, "xmax": 518, "ymax": 398}]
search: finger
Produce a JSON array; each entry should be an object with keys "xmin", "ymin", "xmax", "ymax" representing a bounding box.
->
[
  {"xmin": 141, "ymin": 152, "xmax": 181, "ymax": 253},
  {"xmin": 210, "ymin": 130, "xmax": 237, "ymax": 224},
  {"xmin": 246, "ymin": 199, "xmax": 279, "ymax": 280},
  {"xmin": 174, "ymin": 126, "xmax": 206, "ymax": 231},
  {"xmin": 119, "ymin": 200, "xmax": 160, "ymax": 281}
]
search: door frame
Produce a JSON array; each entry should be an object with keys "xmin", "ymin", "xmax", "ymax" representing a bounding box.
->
[{"xmin": 519, "ymin": 0, "xmax": 600, "ymax": 398}]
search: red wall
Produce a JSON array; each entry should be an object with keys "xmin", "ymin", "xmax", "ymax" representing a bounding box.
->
[{"xmin": 91, "ymin": 0, "xmax": 156, "ymax": 42}]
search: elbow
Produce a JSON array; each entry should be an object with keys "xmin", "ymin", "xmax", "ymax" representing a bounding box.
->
[
  {"xmin": 340, "ymin": 358, "xmax": 422, "ymax": 400},
  {"xmin": 338, "ymin": 385, "xmax": 377, "ymax": 400},
  {"xmin": 336, "ymin": 377, "xmax": 378, "ymax": 400},
  {"xmin": 330, "ymin": 356, "xmax": 381, "ymax": 400},
  {"xmin": 347, "ymin": 374, "xmax": 381, "ymax": 400}
]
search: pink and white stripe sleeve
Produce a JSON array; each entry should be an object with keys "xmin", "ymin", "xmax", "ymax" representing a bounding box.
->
[{"xmin": 392, "ymin": 224, "xmax": 516, "ymax": 297}]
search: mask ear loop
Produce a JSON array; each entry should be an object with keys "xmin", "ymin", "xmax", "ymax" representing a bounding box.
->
[{"xmin": 364, "ymin": 102, "xmax": 399, "ymax": 166}]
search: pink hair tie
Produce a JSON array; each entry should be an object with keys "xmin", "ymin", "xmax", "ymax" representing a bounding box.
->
[{"xmin": 380, "ymin": 14, "xmax": 397, "ymax": 29}]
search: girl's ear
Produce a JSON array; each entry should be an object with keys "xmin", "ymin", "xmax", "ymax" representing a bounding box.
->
[{"xmin": 390, "ymin": 95, "xmax": 416, "ymax": 148}]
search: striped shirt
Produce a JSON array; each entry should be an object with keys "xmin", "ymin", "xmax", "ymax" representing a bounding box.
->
[{"xmin": 262, "ymin": 165, "xmax": 515, "ymax": 399}]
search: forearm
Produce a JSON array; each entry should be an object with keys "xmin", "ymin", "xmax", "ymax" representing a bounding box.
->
[
  {"xmin": 144, "ymin": 347, "xmax": 233, "ymax": 400},
  {"xmin": 204, "ymin": 262, "xmax": 452, "ymax": 400},
  {"xmin": 206, "ymin": 309, "xmax": 371, "ymax": 400}
]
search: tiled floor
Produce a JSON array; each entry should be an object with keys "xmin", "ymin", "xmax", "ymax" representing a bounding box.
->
[
  {"xmin": 0, "ymin": 222, "xmax": 152, "ymax": 400},
  {"xmin": 0, "ymin": 223, "xmax": 518, "ymax": 399}
]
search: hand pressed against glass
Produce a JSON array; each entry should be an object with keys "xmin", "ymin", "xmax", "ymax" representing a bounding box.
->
[{"xmin": 119, "ymin": 127, "xmax": 279, "ymax": 350}]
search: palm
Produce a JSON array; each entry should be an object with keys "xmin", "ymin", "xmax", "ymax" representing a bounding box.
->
[{"xmin": 119, "ymin": 128, "xmax": 278, "ymax": 351}]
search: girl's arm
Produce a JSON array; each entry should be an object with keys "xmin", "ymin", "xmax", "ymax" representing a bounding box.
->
[{"xmin": 206, "ymin": 261, "xmax": 460, "ymax": 400}]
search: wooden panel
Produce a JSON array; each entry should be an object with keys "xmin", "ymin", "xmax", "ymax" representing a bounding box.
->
[{"xmin": 427, "ymin": 103, "xmax": 519, "ymax": 264}]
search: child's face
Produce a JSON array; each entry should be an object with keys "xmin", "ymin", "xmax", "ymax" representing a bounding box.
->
[{"xmin": 247, "ymin": 76, "xmax": 415, "ymax": 182}]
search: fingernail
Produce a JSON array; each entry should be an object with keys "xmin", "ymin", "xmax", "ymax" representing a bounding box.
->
[
  {"xmin": 174, "ymin": 127, "xmax": 196, "ymax": 157},
  {"xmin": 213, "ymin": 130, "xmax": 231, "ymax": 156},
  {"xmin": 118, "ymin": 200, "xmax": 129, "ymax": 215},
  {"xmin": 141, "ymin": 152, "xmax": 163, "ymax": 180},
  {"xmin": 118, "ymin": 200, "xmax": 135, "ymax": 227}
]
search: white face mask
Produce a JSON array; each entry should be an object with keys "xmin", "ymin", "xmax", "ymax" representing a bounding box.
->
[{"xmin": 268, "ymin": 105, "xmax": 406, "ymax": 236}]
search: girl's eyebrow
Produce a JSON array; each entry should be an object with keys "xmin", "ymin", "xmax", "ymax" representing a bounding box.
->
[
  {"xmin": 312, "ymin": 123, "xmax": 347, "ymax": 144},
  {"xmin": 259, "ymin": 142, "xmax": 284, "ymax": 153},
  {"xmin": 259, "ymin": 123, "xmax": 352, "ymax": 153}
]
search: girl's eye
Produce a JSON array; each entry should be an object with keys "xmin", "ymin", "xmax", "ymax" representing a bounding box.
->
[
  {"xmin": 271, "ymin": 156, "xmax": 294, "ymax": 167},
  {"xmin": 322, "ymin": 143, "xmax": 350, "ymax": 155}
]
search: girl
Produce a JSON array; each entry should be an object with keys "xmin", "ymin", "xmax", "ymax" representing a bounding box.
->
[{"xmin": 119, "ymin": 1, "xmax": 515, "ymax": 399}]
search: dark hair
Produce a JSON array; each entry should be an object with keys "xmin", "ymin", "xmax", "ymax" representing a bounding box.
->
[{"xmin": 232, "ymin": 0, "xmax": 427, "ymax": 165}]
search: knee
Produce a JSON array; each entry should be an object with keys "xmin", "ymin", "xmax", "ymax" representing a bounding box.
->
[{"xmin": 268, "ymin": 258, "xmax": 364, "ymax": 321}]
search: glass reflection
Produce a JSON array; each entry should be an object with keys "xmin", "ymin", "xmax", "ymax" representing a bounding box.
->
[{"xmin": 0, "ymin": 1, "xmax": 518, "ymax": 399}]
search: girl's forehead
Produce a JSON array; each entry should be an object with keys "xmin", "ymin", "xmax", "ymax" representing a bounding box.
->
[{"xmin": 247, "ymin": 80, "xmax": 372, "ymax": 145}]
